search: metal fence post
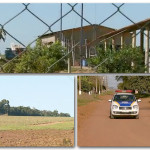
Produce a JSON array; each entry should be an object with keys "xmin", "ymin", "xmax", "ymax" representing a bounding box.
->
[{"xmin": 80, "ymin": 3, "xmax": 83, "ymax": 69}]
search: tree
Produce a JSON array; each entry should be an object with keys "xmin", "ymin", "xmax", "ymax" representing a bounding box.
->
[
  {"xmin": 3, "ymin": 40, "xmax": 67, "ymax": 73},
  {"xmin": 117, "ymin": 76, "xmax": 150, "ymax": 94},
  {"xmin": 0, "ymin": 99, "xmax": 10, "ymax": 115},
  {"xmin": 80, "ymin": 76, "xmax": 94, "ymax": 92},
  {"xmin": 78, "ymin": 76, "xmax": 105, "ymax": 93},
  {"xmin": 88, "ymin": 46, "xmax": 145, "ymax": 73},
  {"xmin": 60, "ymin": 112, "xmax": 70, "ymax": 117},
  {"xmin": 53, "ymin": 110, "xmax": 59, "ymax": 117}
]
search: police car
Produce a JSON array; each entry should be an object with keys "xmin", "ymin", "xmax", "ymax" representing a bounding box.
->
[{"xmin": 108, "ymin": 90, "xmax": 141, "ymax": 119}]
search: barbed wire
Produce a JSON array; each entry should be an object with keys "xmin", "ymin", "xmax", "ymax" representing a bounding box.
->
[{"xmin": 0, "ymin": 3, "xmax": 149, "ymax": 73}]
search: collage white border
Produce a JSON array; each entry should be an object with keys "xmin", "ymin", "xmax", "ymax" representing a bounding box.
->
[
  {"xmin": 0, "ymin": 0, "xmax": 150, "ymax": 3},
  {"xmin": 0, "ymin": 0, "xmax": 150, "ymax": 149}
]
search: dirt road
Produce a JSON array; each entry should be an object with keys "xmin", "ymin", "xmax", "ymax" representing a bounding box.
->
[{"xmin": 78, "ymin": 95, "xmax": 150, "ymax": 147}]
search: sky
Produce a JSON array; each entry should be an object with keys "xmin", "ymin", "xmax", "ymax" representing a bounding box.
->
[
  {"xmin": 0, "ymin": 75, "xmax": 74, "ymax": 117},
  {"xmin": 107, "ymin": 75, "xmax": 121, "ymax": 89},
  {"xmin": 0, "ymin": 3, "xmax": 150, "ymax": 53}
]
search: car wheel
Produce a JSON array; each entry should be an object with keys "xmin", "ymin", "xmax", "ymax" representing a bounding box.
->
[
  {"xmin": 135, "ymin": 115, "xmax": 139, "ymax": 119},
  {"xmin": 110, "ymin": 112, "xmax": 115, "ymax": 119}
]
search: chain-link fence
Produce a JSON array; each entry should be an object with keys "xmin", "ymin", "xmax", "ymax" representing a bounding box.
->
[{"xmin": 0, "ymin": 3, "xmax": 150, "ymax": 73}]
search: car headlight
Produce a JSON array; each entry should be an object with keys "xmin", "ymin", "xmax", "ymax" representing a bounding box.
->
[
  {"xmin": 133, "ymin": 105, "xmax": 139, "ymax": 109},
  {"xmin": 112, "ymin": 105, "xmax": 118, "ymax": 109}
]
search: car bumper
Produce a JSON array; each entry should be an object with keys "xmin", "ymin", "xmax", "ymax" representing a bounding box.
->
[{"xmin": 112, "ymin": 110, "xmax": 139, "ymax": 116}]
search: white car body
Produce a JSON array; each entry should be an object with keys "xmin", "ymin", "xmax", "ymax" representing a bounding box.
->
[{"xmin": 109, "ymin": 92, "xmax": 141, "ymax": 119}]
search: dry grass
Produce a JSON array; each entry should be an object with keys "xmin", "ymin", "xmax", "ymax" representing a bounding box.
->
[
  {"xmin": 0, "ymin": 116, "xmax": 74, "ymax": 130},
  {"xmin": 78, "ymin": 92, "xmax": 100, "ymax": 106}
]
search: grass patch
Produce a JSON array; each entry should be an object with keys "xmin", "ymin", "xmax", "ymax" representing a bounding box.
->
[
  {"xmin": 78, "ymin": 98, "xmax": 94, "ymax": 106},
  {"xmin": 78, "ymin": 93, "xmax": 100, "ymax": 106},
  {"xmin": 0, "ymin": 116, "xmax": 74, "ymax": 131},
  {"xmin": 48, "ymin": 121, "xmax": 74, "ymax": 130},
  {"xmin": 100, "ymin": 90, "xmax": 115, "ymax": 96}
]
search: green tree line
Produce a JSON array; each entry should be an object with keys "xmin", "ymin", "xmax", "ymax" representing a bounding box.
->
[{"xmin": 0, "ymin": 99, "xmax": 70, "ymax": 117}]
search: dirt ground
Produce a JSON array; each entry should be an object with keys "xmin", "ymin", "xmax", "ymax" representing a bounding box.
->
[
  {"xmin": 78, "ymin": 94, "xmax": 150, "ymax": 147},
  {"xmin": 60, "ymin": 66, "xmax": 96, "ymax": 73},
  {"xmin": 0, "ymin": 129, "xmax": 74, "ymax": 147}
]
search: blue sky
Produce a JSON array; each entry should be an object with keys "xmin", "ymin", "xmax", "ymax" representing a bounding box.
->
[
  {"xmin": 0, "ymin": 3, "xmax": 150, "ymax": 53},
  {"xmin": 0, "ymin": 75, "xmax": 74, "ymax": 117}
]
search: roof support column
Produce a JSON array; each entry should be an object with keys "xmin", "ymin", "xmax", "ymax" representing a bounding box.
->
[
  {"xmin": 121, "ymin": 33, "xmax": 124, "ymax": 49},
  {"xmin": 140, "ymin": 30, "xmax": 144, "ymax": 53},
  {"xmin": 72, "ymin": 40, "xmax": 75, "ymax": 66},
  {"xmin": 67, "ymin": 40, "xmax": 71, "ymax": 73},
  {"xmin": 104, "ymin": 40, "xmax": 107, "ymax": 51},
  {"xmin": 132, "ymin": 30, "xmax": 136, "ymax": 48},
  {"xmin": 145, "ymin": 27, "xmax": 149, "ymax": 73},
  {"xmin": 80, "ymin": 3, "xmax": 83, "ymax": 69},
  {"xmin": 112, "ymin": 38, "xmax": 115, "ymax": 50}
]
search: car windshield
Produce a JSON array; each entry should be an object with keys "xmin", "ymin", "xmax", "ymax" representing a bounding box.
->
[{"xmin": 113, "ymin": 94, "xmax": 135, "ymax": 101}]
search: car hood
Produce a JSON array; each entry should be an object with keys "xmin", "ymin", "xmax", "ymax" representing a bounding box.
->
[{"xmin": 113, "ymin": 101, "xmax": 137, "ymax": 107}]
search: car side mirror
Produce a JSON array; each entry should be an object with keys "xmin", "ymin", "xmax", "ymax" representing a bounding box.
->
[
  {"xmin": 137, "ymin": 99, "xmax": 141, "ymax": 102},
  {"xmin": 108, "ymin": 100, "xmax": 112, "ymax": 102}
]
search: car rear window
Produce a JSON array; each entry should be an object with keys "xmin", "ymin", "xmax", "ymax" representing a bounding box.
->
[{"xmin": 114, "ymin": 95, "xmax": 135, "ymax": 101}]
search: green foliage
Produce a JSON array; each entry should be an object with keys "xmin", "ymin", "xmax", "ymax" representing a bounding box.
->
[
  {"xmin": 117, "ymin": 76, "xmax": 150, "ymax": 94},
  {"xmin": 3, "ymin": 40, "xmax": 67, "ymax": 73},
  {"xmin": 80, "ymin": 76, "xmax": 94, "ymax": 92},
  {"xmin": 0, "ymin": 99, "xmax": 10, "ymax": 115},
  {"xmin": 0, "ymin": 58, "xmax": 6, "ymax": 66},
  {"xmin": 0, "ymin": 99, "xmax": 70, "ymax": 117},
  {"xmin": 88, "ymin": 46, "xmax": 145, "ymax": 73},
  {"xmin": 78, "ymin": 76, "xmax": 105, "ymax": 93}
]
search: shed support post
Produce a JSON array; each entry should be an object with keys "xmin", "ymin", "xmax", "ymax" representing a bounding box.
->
[
  {"xmin": 140, "ymin": 30, "xmax": 144, "ymax": 53},
  {"xmin": 121, "ymin": 33, "xmax": 124, "ymax": 49},
  {"xmin": 145, "ymin": 27, "xmax": 150, "ymax": 73},
  {"xmin": 132, "ymin": 31, "xmax": 136, "ymax": 48},
  {"xmin": 112, "ymin": 38, "xmax": 115, "ymax": 50},
  {"xmin": 104, "ymin": 40, "xmax": 107, "ymax": 51},
  {"xmin": 67, "ymin": 40, "xmax": 71, "ymax": 73}
]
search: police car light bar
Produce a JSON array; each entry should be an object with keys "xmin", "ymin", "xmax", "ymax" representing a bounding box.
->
[{"xmin": 115, "ymin": 90, "xmax": 133, "ymax": 93}]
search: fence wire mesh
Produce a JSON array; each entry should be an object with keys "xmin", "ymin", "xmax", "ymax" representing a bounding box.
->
[{"xmin": 0, "ymin": 3, "xmax": 150, "ymax": 73}]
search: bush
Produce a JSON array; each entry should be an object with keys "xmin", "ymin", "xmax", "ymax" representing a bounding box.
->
[
  {"xmin": 88, "ymin": 46, "xmax": 145, "ymax": 73},
  {"xmin": 3, "ymin": 40, "xmax": 67, "ymax": 73}
]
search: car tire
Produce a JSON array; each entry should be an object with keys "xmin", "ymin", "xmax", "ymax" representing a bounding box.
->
[
  {"xmin": 135, "ymin": 115, "xmax": 139, "ymax": 119},
  {"xmin": 110, "ymin": 113, "xmax": 115, "ymax": 119}
]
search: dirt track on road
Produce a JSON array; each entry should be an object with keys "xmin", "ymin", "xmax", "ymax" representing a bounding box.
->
[{"xmin": 78, "ymin": 95, "xmax": 150, "ymax": 147}]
